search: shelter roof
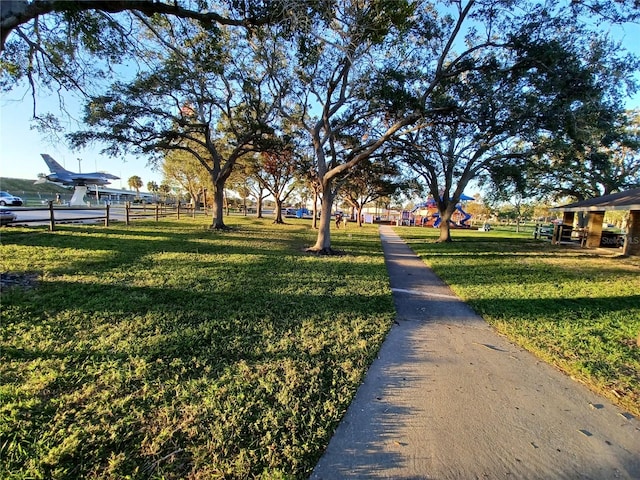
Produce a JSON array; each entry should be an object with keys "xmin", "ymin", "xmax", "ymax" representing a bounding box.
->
[{"xmin": 551, "ymin": 188, "xmax": 640, "ymax": 212}]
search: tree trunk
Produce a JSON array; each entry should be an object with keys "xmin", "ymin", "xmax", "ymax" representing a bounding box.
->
[
  {"xmin": 312, "ymin": 191, "xmax": 319, "ymax": 230},
  {"xmin": 256, "ymin": 192, "xmax": 263, "ymax": 218},
  {"xmin": 437, "ymin": 221, "xmax": 451, "ymax": 242},
  {"xmin": 437, "ymin": 206, "xmax": 455, "ymax": 242},
  {"xmin": 210, "ymin": 181, "xmax": 227, "ymax": 229},
  {"xmin": 357, "ymin": 206, "xmax": 363, "ymax": 227},
  {"xmin": 274, "ymin": 198, "xmax": 285, "ymax": 224},
  {"xmin": 308, "ymin": 189, "xmax": 335, "ymax": 253}
]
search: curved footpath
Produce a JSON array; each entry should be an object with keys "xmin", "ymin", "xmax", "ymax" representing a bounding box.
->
[{"xmin": 310, "ymin": 225, "xmax": 640, "ymax": 479}]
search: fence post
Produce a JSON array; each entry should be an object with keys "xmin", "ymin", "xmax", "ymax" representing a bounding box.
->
[
  {"xmin": 155, "ymin": 203, "xmax": 160, "ymax": 222},
  {"xmin": 48, "ymin": 200, "xmax": 55, "ymax": 231},
  {"xmin": 105, "ymin": 204, "xmax": 110, "ymax": 227},
  {"xmin": 551, "ymin": 224, "xmax": 560, "ymax": 244},
  {"xmin": 125, "ymin": 202, "xmax": 131, "ymax": 226}
]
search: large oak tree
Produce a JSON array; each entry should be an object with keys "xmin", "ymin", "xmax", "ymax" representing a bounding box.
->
[
  {"xmin": 257, "ymin": 0, "xmax": 638, "ymax": 250},
  {"xmin": 1, "ymin": 0, "xmax": 283, "ymax": 50},
  {"xmin": 381, "ymin": 1, "xmax": 638, "ymax": 241},
  {"xmin": 69, "ymin": 18, "xmax": 283, "ymax": 229}
]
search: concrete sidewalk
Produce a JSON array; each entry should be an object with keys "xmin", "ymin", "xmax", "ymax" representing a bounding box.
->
[{"xmin": 310, "ymin": 226, "xmax": 640, "ymax": 479}]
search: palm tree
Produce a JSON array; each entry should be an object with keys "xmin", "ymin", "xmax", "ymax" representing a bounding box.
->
[
  {"xmin": 147, "ymin": 181, "xmax": 159, "ymax": 202},
  {"xmin": 128, "ymin": 175, "xmax": 143, "ymax": 198}
]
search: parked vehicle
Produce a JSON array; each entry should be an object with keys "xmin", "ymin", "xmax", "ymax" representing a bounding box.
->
[
  {"xmin": 0, "ymin": 207, "xmax": 17, "ymax": 225},
  {"xmin": 0, "ymin": 191, "xmax": 23, "ymax": 206},
  {"xmin": 534, "ymin": 223, "xmax": 554, "ymax": 239}
]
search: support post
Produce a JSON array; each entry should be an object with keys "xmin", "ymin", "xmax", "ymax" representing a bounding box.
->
[
  {"xmin": 562, "ymin": 211, "xmax": 575, "ymax": 228},
  {"xmin": 48, "ymin": 200, "xmax": 55, "ymax": 231},
  {"xmin": 105, "ymin": 204, "xmax": 110, "ymax": 227},
  {"xmin": 552, "ymin": 223, "xmax": 562, "ymax": 244},
  {"xmin": 623, "ymin": 210, "xmax": 640, "ymax": 256},
  {"xmin": 155, "ymin": 204, "xmax": 160, "ymax": 222},
  {"xmin": 69, "ymin": 185, "xmax": 88, "ymax": 206},
  {"xmin": 585, "ymin": 211, "xmax": 605, "ymax": 248},
  {"xmin": 125, "ymin": 202, "xmax": 131, "ymax": 226}
]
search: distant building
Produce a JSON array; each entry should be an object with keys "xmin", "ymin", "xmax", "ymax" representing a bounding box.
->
[{"xmin": 86, "ymin": 186, "xmax": 155, "ymax": 204}]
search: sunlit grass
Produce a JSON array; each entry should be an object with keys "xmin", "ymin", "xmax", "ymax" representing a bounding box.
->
[
  {"xmin": 4, "ymin": 218, "xmax": 638, "ymax": 479},
  {"xmin": 1, "ymin": 217, "xmax": 394, "ymax": 480},
  {"xmin": 396, "ymin": 226, "xmax": 640, "ymax": 416}
]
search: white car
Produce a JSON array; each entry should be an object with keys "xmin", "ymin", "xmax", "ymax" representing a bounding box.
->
[
  {"xmin": 0, "ymin": 191, "xmax": 23, "ymax": 206},
  {"xmin": 0, "ymin": 207, "xmax": 17, "ymax": 225}
]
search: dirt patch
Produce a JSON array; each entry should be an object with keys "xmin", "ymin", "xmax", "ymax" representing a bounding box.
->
[{"xmin": 0, "ymin": 272, "xmax": 39, "ymax": 292}]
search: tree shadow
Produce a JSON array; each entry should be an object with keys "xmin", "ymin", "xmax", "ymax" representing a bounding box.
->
[
  {"xmin": 317, "ymin": 226, "xmax": 640, "ymax": 479},
  {"xmin": 0, "ymin": 224, "xmax": 396, "ymax": 478}
]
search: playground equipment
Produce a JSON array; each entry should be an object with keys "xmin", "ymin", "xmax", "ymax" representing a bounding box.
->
[
  {"xmin": 295, "ymin": 207, "xmax": 311, "ymax": 218},
  {"xmin": 411, "ymin": 195, "xmax": 473, "ymax": 228},
  {"xmin": 432, "ymin": 205, "xmax": 471, "ymax": 228}
]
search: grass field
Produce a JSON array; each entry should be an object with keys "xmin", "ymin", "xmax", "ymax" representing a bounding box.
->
[
  {"xmin": 1, "ymin": 218, "xmax": 394, "ymax": 479},
  {"xmin": 396, "ymin": 226, "xmax": 640, "ymax": 417},
  {"xmin": 2, "ymin": 219, "xmax": 639, "ymax": 479}
]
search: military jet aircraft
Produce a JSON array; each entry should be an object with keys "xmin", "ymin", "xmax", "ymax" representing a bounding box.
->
[{"xmin": 38, "ymin": 154, "xmax": 119, "ymax": 186}]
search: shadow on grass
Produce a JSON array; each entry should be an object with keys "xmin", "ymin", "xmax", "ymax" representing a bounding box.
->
[
  {"xmin": 0, "ymin": 222, "xmax": 395, "ymax": 478},
  {"xmin": 467, "ymin": 295, "xmax": 640, "ymax": 320},
  {"xmin": 407, "ymin": 259, "xmax": 640, "ymax": 288},
  {"xmin": 329, "ymin": 226, "xmax": 640, "ymax": 480},
  {"xmin": 2, "ymin": 276, "xmax": 394, "ymax": 478},
  {"xmin": 3, "ymin": 221, "xmax": 384, "ymax": 257},
  {"xmin": 403, "ymin": 233, "xmax": 639, "ymax": 287}
]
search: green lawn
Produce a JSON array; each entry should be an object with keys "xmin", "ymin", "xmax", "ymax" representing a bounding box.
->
[
  {"xmin": 2, "ymin": 219, "xmax": 638, "ymax": 479},
  {"xmin": 395, "ymin": 226, "xmax": 640, "ymax": 417},
  {"xmin": 0, "ymin": 218, "xmax": 394, "ymax": 480}
]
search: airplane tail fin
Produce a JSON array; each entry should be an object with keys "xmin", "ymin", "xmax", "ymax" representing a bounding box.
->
[{"xmin": 41, "ymin": 154, "xmax": 67, "ymax": 173}]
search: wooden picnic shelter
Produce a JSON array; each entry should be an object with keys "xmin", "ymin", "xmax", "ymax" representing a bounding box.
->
[{"xmin": 551, "ymin": 187, "xmax": 640, "ymax": 256}]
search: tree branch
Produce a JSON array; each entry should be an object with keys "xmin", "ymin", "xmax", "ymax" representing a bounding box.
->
[{"xmin": 1, "ymin": 0, "xmax": 284, "ymax": 51}]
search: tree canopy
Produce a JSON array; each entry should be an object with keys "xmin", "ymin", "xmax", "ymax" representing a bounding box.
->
[
  {"xmin": 0, "ymin": 0, "xmax": 285, "ymax": 50},
  {"xmin": 493, "ymin": 108, "xmax": 640, "ymax": 202},
  {"xmin": 2, "ymin": 0, "xmax": 639, "ymax": 245},
  {"xmin": 384, "ymin": 4, "xmax": 638, "ymax": 240},
  {"xmin": 68, "ymin": 17, "xmax": 285, "ymax": 229}
]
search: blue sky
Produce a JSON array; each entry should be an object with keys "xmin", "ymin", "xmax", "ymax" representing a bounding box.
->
[
  {"xmin": 0, "ymin": 86, "xmax": 165, "ymax": 190},
  {"xmin": 1, "ymin": 15, "xmax": 638, "ymax": 192}
]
